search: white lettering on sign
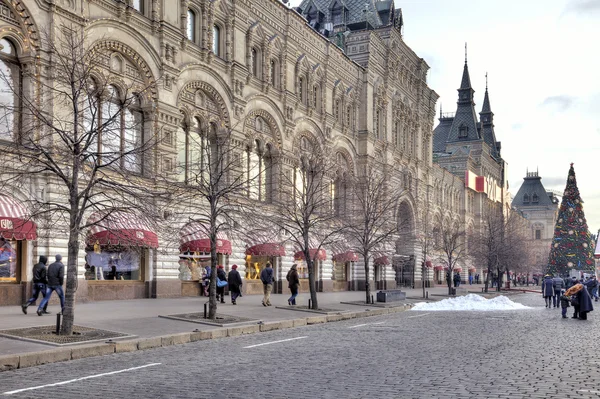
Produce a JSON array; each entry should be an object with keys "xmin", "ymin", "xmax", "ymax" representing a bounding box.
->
[
  {"xmin": 136, "ymin": 231, "xmax": 145, "ymax": 239},
  {"xmin": 217, "ymin": 240, "xmax": 223, "ymax": 247},
  {"xmin": 0, "ymin": 219, "xmax": 13, "ymax": 230}
]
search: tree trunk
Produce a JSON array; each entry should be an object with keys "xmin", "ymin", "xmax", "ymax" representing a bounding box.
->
[
  {"xmin": 61, "ymin": 228, "xmax": 80, "ymax": 335},
  {"xmin": 422, "ymin": 262, "xmax": 426, "ymax": 298},
  {"xmin": 308, "ymin": 258, "xmax": 318, "ymax": 309},
  {"xmin": 364, "ymin": 257, "xmax": 370, "ymax": 304},
  {"xmin": 208, "ymin": 244, "xmax": 218, "ymax": 319}
]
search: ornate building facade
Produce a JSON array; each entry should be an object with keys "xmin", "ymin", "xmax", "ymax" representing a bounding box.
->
[{"xmin": 0, "ymin": 0, "xmax": 500, "ymax": 305}]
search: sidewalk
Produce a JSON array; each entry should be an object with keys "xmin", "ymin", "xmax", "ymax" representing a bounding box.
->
[{"xmin": 0, "ymin": 285, "xmax": 488, "ymax": 371}]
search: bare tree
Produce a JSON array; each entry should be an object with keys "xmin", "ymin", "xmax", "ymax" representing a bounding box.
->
[
  {"xmin": 471, "ymin": 203, "xmax": 530, "ymax": 292},
  {"xmin": 0, "ymin": 25, "xmax": 160, "ymax": 334},
  {"xmin": 170, "ymin": 121, "xmax": 261, "ymax": 319},
  {"xmin": 413, "ymin": 187, "xmax": 435, "ymax": 298},
  {"xmin": 345, "ymin": 161, "xmax": 403, "ymax": 303},
  {"xmin": 269, "ymin": 143, "xmax": 343, "ymax": 310},
  {"xmin": 434, "ymin": 218, "xmax": 468, "ymax": 295}
]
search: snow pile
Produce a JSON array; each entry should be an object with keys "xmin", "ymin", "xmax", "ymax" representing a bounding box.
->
[{"xmin": 410, "ymin": 294, "xmax": 531, "ymax": 311}]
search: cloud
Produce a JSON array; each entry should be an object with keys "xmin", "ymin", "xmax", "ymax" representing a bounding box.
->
[
  {"xmin": 564, "ymin": 0, "xmax": 600, "ymax": 14},
  {"xmin": 539, "ymin": 176, "xmax": 567, "ymax": 187},
  {"xmin": 540, "ymin": 95, "xmax": 575, "ymax": 112},
  {"xmin": 511, "ymin": 123, "xmax": 523, "ymax": 130}
]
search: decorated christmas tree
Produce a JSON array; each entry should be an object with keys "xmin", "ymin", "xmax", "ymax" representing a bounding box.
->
[{"xmin": 547, "ymin": 164, "xmax": 595, "ymax": 275}]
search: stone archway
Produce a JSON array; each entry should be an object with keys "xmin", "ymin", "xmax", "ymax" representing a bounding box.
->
[{"xmin": 395, "ymin": 200, "xmax": 416, "ymax": 288}]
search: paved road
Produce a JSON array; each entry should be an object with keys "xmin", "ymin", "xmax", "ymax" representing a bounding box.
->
[{"xmin": 2, "ymin": 293, "xmax": 599, "ymax": 398}]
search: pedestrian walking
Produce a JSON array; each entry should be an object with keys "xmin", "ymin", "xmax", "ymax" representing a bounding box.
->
[
  {"xmin": 585, "ymin": 275, "xmax": 598, "ymax": 302},
  {"xmin": 553, "ymin": 275, "xmax": 564, "ymax": 308},
  {"xmin": 22, "ymin": 256, "xmax": 49, "ymax": 315},
  {"xmin": 468, "ymin": 274, "xmax": 473, "ymax": 285},
  {"xmin": 541, "ymin": 274, "xmax": 555, "ymax": 308},
  {"xmin": 202, "ymin": 265, "xmax": 211, "ymax": 296},
  {"xmin": 215, "ymin": 265, "xmax": 227, "ymax": 304},
  {"xmin": 227, "ymin": 265, "xmax": 242, "ymax": 305},
  {"xmin": 260, "ymin": 262, "xmax": 274, "ymax": 306},
  {"xmin": 286, "ymin": 264, "xmax": 300, "ymax": 305},
  {"xmin": 559, "ymin": 289, "xmax": 570, "ymax": 319},
  {"xmin": 37, "ymin": 254, "xmax": 65, "ymax": 316}
]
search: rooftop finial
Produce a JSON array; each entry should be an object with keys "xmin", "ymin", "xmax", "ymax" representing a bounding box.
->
[
  {"xmin": 465, "ymin": 42, "xmax": 467, "ymax": 64},
  {"xmin": 485, "ymin": 72, "xmax": 488, "ymax": 90}
]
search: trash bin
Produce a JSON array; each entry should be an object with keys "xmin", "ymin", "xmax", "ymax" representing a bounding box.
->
[{"xmin": 450, "ymin": 288, "xmax": 456, "ymax": 295}]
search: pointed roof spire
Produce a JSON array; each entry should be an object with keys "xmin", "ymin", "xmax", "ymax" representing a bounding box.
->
[
  {"xmin": 481, "ymin": 73, "xmax": 492, "ymax": 113},
  {"xmin": 460, "ymin": 42, "xmax": 472, "ymax": 89}
]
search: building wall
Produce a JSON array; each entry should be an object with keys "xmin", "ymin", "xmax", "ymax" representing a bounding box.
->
[{"xmin": 0, "ymin": 0, "xmax": 487, "ymax": 304}]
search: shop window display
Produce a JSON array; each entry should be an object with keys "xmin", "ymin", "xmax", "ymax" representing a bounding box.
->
[
  {"xmin": 332, "ymin": 261, "xmax": 348, "ymax": 281},
  {"xmin": 178, "ymin": 252, "xmax": 221, "ymax": 281},
  {"xmin": 0, "ymin": 238, "xmax": 17, "ymax": 282},
  {"xmin": 245, "ymin": 255, "xmax": 274, "ymax": 279},
  {"xmin": 85, "ymin": 247, "xmax": 143, "ymax": 281}
]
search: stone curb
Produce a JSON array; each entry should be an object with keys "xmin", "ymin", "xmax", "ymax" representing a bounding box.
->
[{"xmin": 0, "ymin": 305, "xmax": 412, "ymax": 372}]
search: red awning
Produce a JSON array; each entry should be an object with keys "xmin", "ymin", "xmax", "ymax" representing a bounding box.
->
[
  {"xmin": 374, "ymin": 256, "xmax": 390, "ymax": 266},
  {"xmin": 86, "ymin": 210, "xmax": 158, "ymax": 248},
  {"xmin": 246, "ymin": 243, "xmax": 285, "ymax": 257},
  {"xmin": 434, "ymin": 265, "xmax": 444, "ymax": 271},
  {"xmin": 294, "ymin": 248, "xmax": 327, "ymax": 261},
  {"xmin": 179, "ymin": 222, "xmax": 232, "ymax": 255},
  {"xmin": 468, "ymin": 267, "xmax": 476, "ymax": 272},
  {"xmin": 0, "ymin": 195, "xmax": 37, "ymax": 240},
  {"xmin": 425, "ymin": 261, "xmax": 433, "ymax": 268},
  {"xmin": 332, "ymin": 250, "xmax": 358, "ymax": 263},
  {"xmin": 454, "ymin": 267, "xmax": 463, "ymax": 273}
]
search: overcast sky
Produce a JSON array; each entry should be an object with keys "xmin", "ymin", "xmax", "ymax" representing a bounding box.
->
[{"xmin": 288, "ymin": 0, "xmax": 600, "ymax": 234}]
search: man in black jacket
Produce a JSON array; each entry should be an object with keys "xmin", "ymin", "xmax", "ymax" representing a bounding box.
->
[
  {"xmin": 22, "ymin": 256, "xmax": 50, "ymax": 314},
  {"xmin": 37, "ymin": 254, "xmax": 65, "ymax": 316}
]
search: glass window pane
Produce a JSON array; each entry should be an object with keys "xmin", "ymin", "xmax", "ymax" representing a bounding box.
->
[
  {"xmin": 0, "ymin": 59, "xmax": 14, "ymax": 140},
  {"xmin": 101, "ymin": 88, "xmax": 122, "ymax": 164},
  {"xmin": 123, "ymin": 107, "xmax": 142, "ymax": 172},
  {"xmin": 213, "ymin": 25, "xmax": 220, "ymax": 55},
  {"xmin": 85, "ymin": 250, "xmax": 142, "ymax": 281},
  {"xmin": 0, "ymin": 39, "xmax": 14, "ymax": 55},
  {"xmin": 187, "ymin": 10, "xmax": 195, "ymax": 41},
  {"xmin": 132, "ymin": 0, "xmax": 142, "ymax": 12},
  {"xmin": 0, "ymin": 239, "xmax": 17, "ymax": 282}
]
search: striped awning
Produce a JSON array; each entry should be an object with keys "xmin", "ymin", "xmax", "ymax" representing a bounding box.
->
[
  {"xmin": 434, "ymin": 265, "xmax": 444, "ymax": 271},
  {"xmin": 246, "ymin": 243, "xmax": 286, "ymax": 257},
  {"xmin": 454, "ymin": 267, "xmax": 463, "ymax": 273},
  {"xmin": 179, "ymin": 222, "xmax": 232, "ymax": 255},
  {"xmin": 86, "ymin": 210, "xmax": 158, "ymax": 248},
  {"xmin": 0, "ymin": 195, "xmax": 36, "ymax": 240},
  {"xmin": 294, "ymin": 248, "xmax": 327, "ymax": 261},
  {"xmin": 332, "ymin": 250, "xmax": 358, "ymax": 263},
  {"xmin": 374, "ymin": 256, "xmax": 390, "ymax": 266}
]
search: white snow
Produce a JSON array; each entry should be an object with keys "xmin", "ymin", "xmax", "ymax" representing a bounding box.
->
[{"xmin": 410, "ymin": 294, "xmax": 531, "ymax": 311}]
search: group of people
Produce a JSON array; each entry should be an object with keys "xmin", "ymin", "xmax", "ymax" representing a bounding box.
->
[
  {"xmin": 198, "ymin": 262, "xmax": 301, "ymax": 307},
  {"xmin": 21, "ymin": 255, "xmax": 65, "ymax": 316},
  {"xmin": 542, "ymin": 273, "xmax": 595, "ymax": 320}
]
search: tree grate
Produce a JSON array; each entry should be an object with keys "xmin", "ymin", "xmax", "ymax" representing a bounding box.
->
[
  {"xmin": 159, "ymin": 313, "xmax": 259, "ymax": 327},
  {"xmin": 0, "ymin": 325, "xmax": 134, "ymax": 346}
]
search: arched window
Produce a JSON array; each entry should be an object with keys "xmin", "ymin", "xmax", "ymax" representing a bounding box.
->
[
  {"xmin": 0, "ymin": 38, "xmax": 19, "ymax": 141},
  {"xmin": 264, "ymin": 144, "xmax": 274, "ymax": 203},
  {"xmin": 270, "ymin": 59, "xmax": 278, "ymax": 88},
  {"xmin": 298, "ymin": 77, "xmax": 306, "ymax": 105},
  {"xmin": 251, "ymin": 47, "xmax": 260, "ymax": 79},
  {"xmin": 523, "ymin": 194, "xmax": 530, "ymax": 204},
  {"xmin": 375, "ymin": 109, "xmax": 381, "ymax": 139},
  {"xmin": 212, "ymin": 25, "xmax": 221, "ymax": 56},
  {"xmin": 245, "ymin": 139, "xmax": 271, "ymax": 202},
  {"xmin": 187, "ymin": 9, "xmax": 196, "ymax": 42},
  {"xmin": 98, "ymin": 85, "xmax": 143, "ymax": 173},
  {"xmin": 532, "ymin": 193, "xmax": 539, "ymax": 203},
  {"xmin": 346, "ymin": 105, "xmax": 352, "ymax": 128},
  {"xmin": 312, "ymin": 85, "xmax": 320, "ymax": 111}
]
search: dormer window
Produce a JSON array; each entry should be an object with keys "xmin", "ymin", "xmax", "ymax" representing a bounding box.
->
[
  {"xmin": 458, "ymin": 124, "xmax": 468, "ymax": 138},
  {"xmin": 532, "ymin": 193, "xmax": 539, "ymax": 203},
  {"xmin": 523, "ymin": 194, "xmax": 530, "ymax": 204}
]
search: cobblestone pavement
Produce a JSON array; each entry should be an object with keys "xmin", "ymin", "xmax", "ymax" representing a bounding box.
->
[{"xmin": 2, "ymin": 293, "xmax": 599, "ymax": 399}]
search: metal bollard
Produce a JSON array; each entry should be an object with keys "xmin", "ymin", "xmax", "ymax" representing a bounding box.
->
[
  {"xmin": 371, "ymin": 295, "xmax": 374, "ymax": 304},
  {"xmin": 204, "ymin": 302, "xmax": 207, "ymax": 319},
  {"xmin": 426, "ymin": 291, "xmax": 429, "ymax": 299},
  {"xmin": 308, "ymin": 299, "xmax": 312, "ymax": 309},
  {"xmin": 55, "ymin": 312, "xmax": 62, "ymax": 335}
]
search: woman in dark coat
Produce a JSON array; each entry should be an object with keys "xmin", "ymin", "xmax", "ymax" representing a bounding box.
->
[
  {"xmin": 216, "ymin": 265, "xmax": 227, "ymax": 304},
  {"xmin": 566, "ymin": 283, "xmax": 594, "ymax": 320},
  {"xmin": 286, "ymin": 264, "xmax": 300, "ymax": 306},
  {"xmin": 541, "ymin": 275, "xmax": 555, "ymax": 308},
  {"xmin": 227, "ymin": 264, "xmax": 242, "ymax": 305}
]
